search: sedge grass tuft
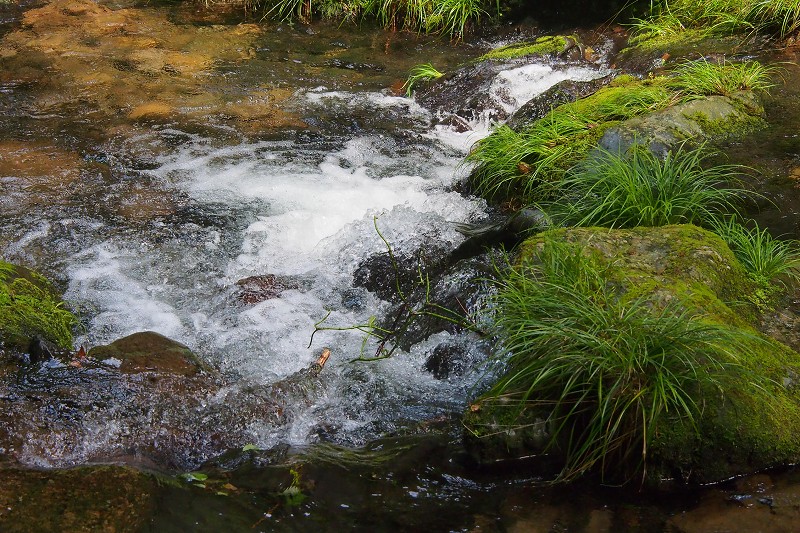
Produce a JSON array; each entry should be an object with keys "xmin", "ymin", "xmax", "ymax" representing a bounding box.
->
[
  {"xmin": 486, "ymin": 238, "xmax": 758, "ymax": 482},
  {"xmin": 402, "ymin": 63, "xmax": 444, "ymax": 97},
  {"xmin": 542, "ymin": 144, "xmax": 750, "ymax": 229},
  {"xmin": 712, "ymin": 217, "xmax": 800, "ymax": 288}
]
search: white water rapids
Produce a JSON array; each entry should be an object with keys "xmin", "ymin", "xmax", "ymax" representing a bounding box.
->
[{"xmin": 9, "ymin": 60, "xmax": 609, "ymax": 459}]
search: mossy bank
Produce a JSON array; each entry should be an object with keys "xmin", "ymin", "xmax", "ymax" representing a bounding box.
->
[{"xmin": 466, "ymin": 225, "xmax": 800, "ymax": 484}]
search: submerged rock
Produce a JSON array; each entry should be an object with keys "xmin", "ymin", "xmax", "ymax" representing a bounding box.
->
[
  {"xmin": 87, "ymin": 331, "xmax": 206, "ymax": 376},
  {"xmin": 236, "ymin": 274, "xmax": 303, "ymax": 304},
  {"xmin": 0, "ymin": 465, "xmax": 163, "ymax": 533}
]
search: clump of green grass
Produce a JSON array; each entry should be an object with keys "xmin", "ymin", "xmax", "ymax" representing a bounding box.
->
[
  {"xmin": 402, "ymin": 63, "xmax": 444, "ymax": 97},
  {"xmin": 466, "ymin": 60, "xmax": 773, "ymax": 205},
  {"xmin": 543, "ymin": 144, "xmax": 749, "ymax": 229},
  {"xmin": 747, "ymin": 0, "xmax": 800, "ymax": 37},
  {"xmin": 671, "ymin": 59, "xmax": 775, "ymax": 98},
  {"xmin": 466, "ymin": 77, "xmax": 676, "ymax": 202},
  {"xmin": 256, "ymin": 0, "xmax": 498, "ymax": 38},
  {"xmin": 432, "ymin": 0, "xmax": 489, "ymax": 39},
  {"xmin": 712, "ymin": 217, "xmax": 800, "ymax": 287},
  {"xmin": 487, "ymin": 238, "xmax": 753, "ymax": 482},
  {"xmin": 633, "ymin": 0, "xmax": 800, "ymax": 40}
]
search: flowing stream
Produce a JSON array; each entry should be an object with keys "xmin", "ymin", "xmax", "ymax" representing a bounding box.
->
[
  {"xmin": 0, "ymin": 0, "xmax": 611, "ymax": 467},
  {"xmin": 5, "ymin": 2, "xmax": 800, "ymax": 531}
]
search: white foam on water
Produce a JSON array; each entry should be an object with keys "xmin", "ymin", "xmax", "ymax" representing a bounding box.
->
[
  {"xmin": 488, "ymin": 64, "xmax": 602, "ymax": 117},
  {"xmin": 429, "ymin": 63, "xmax": 612, "ymax": 151},
  {"xmin": 59, "ymin": 60, "xmax": 607, "ymax": 451},
  {"xmin": 68, "ymin": 242, "xmax": 185, "ymax": 340}
]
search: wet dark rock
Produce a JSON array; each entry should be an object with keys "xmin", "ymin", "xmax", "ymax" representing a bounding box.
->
[
  {"xmin": 506, "ymin": 74, "xmax": 614, "ymax": 130},
  {"xmin": 413, "ymin": 60, "xmax": 504, "ymax": 123},
  {"xmin": 385, "ymin": 253, "xmax": 496, "ymax": 351},
  {"xmin": 0, "ymin": 341, "xmax": 332, "ymax": 470},
  {"xmin": 424, "ymin": 342, "xmax": 470, "ymax": 380},
  {"xmin": 87, "ymin": 331, "xmax": 206, "ymax": 376},
  {"xmin": 27, "ymin": 335, "xmax": 59, "ymax": 364},
  {"xmin": 236, "ymin": 274, "xmax": 300, "ymax": 304},
  {"xmin": 451, "ymin": 207, "xmax": 549, "ymax": 262},
  {"xmin": 352, "ymin": 242, "xmax": 453, "ymax": 302}
]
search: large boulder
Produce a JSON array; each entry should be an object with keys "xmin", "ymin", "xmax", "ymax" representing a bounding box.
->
[{"xmin": 598, "ymin": 91, "xmax": 766, "ymax": 156}]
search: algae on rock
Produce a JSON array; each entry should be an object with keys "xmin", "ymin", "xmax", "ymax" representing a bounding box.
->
[
  {"xmin": 478, "ymin": 35, "xmax": 570, "ymax": 61},
  {"xmin": 599, "ymin": 91, "xmax": 766, "ymax": 156}
]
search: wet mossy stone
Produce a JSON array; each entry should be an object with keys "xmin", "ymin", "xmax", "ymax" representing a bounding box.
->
[
  {"xmin": 467, "ymin": 225, "xmax": 800, "ymax": 482},
  {"xmin": 616, "ymin": 31, "xmax": 771, "ymax": 75},
  {"xmin": 0, "ymin": 260, "xmax": 76, "ymax": 355},
  {"xmin": 477, "ymin": 35, "xmax": 570, "ymax": 61},
  {"xmin": 598, "ymin": 91, "xmax": 766, "ymax": 156},
  {"xmin": 87, "ymin": 331, "xmax": 206, "ymax": 376},
  {"xmin": 505, "ymin": 75, "xmax": 615, "ymax": 131},
  {"xmin": 0, "ymin": 465, "xmax": 164, "ymax": 533}
]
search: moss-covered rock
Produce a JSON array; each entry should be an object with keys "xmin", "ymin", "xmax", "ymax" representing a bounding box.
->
[
  {"xmin": 598, "ymin": 91, "xmax": 766, "ymax": 156},
  {"xmin": 465, "ymin": 225, "xmax": 800, "ymax": 483},
  {"xmin": 616, "ymin": 31, "xmax": 752, "ymax": 73},
  {"xmin": 0, "ymin": 260, "xmax": 76, "ymax": 354},
  {"xmin": 467, "ymin": 75, "xmax": 677, "ymax": 202},
  {"xmin": 478, "ymin": 35, "xmax": 570, "ymax": 61}
]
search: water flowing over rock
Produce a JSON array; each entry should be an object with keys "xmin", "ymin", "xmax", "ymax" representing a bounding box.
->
[
  {"xmin": 505, "ymin": 75, "xmax": 614, "ymax": 130},
  {"xmin": 413, "ymin": 36, "xmax": 612, "ymax": 130}
]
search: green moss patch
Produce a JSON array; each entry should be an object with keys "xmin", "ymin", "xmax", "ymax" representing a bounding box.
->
[
  {"xmin": 467, "ymin": 60, "xmax": 771, "ymax": 205},
  {"xmin": 478, "ymin": 35, "xmax": 569, "ymax": 61},
  {"xmin": 466, "ymin": 75, "xmax": 676, "ymax": 202},
  {"xmin": 0, "ymin": 260, "xmax": 76, "ymax": 352}
]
